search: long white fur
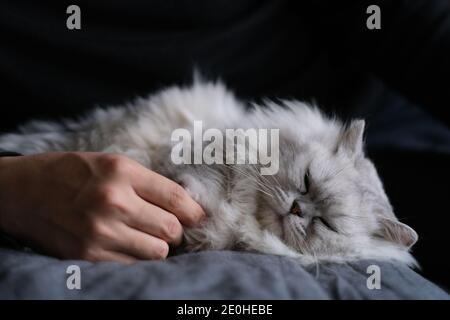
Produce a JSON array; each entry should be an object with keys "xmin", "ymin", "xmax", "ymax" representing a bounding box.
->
[{"xmin": 0, "ymin": 81, "xmax": 418, "ymax": 266}]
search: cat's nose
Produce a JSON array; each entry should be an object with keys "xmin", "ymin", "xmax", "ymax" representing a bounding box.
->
[{"xmin": 289, "ymin": 201, "xmax": 304, "ymax": 218}]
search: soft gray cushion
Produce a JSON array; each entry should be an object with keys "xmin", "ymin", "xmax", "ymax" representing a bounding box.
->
[{"xmin": 0, "ymin": 247, "xmax": 448, "ymax": 299}]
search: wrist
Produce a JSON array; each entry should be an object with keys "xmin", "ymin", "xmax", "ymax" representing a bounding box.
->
[{"xmin": 0, "ymin": 154, "xmax": 22, "ymax": 232}]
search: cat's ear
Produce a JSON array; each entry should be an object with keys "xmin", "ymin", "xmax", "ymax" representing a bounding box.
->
[
  {"xmin": 338, "ymin": 120, "xmax": 365, "ymax": 156},
  {"xmin": 375, "ymin": 218, "xmax": 418, "ymax": 248}
]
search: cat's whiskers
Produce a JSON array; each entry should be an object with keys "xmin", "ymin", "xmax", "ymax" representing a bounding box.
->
[
  {"xmin": 254, "ymin": 164, "xmax": 283, "ymax": 191},
  {"xmin": 237, "ymin": 166, "xmax": 274, "ymax": 198},
  {"xmin": 227, "ymin": 164, "xmax": 275, "ymax": 198},
  {"xmin": 244, "ymin": 163, "xmax": 285, "ymax": 200},
  {"xmin": 296, "ymin": 232, "xmax": 320, "ymax": 277},
  {"xmin": 311, "ymin": 250, "xmax": 320, "ymax": 279}
]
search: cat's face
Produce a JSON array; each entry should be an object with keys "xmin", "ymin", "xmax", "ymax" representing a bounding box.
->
[{"xmin": 252, "ymin": 120, "xmax": 418, "ymax": 262}]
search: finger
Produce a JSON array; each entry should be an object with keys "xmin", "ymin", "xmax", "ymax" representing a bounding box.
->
[
  {"xmin": 128, "ymin": 162, "xmax": 206, "ymax": 227},
  {"xmin": 126, "ymin": 197, "xmax": 183, "ymax": 246},
  {"xmin": 22, "ymin": 219, "xmax": 136, "ymax": 264},
  {"xmin": 94, "ymin": 250, "xmax": 137, "ymax": 264},
  {"xmin": 111, "ymin": 224, "xmax": 170, "ymax": 260}
]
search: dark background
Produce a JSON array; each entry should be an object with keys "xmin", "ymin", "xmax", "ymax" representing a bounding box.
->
[{"xmin": 0, "ymin": 0, "xmax": 449, "ymax": 288}]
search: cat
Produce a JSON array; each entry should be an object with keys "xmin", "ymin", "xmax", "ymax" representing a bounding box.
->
[{"xmin": 0, "ymin": 80, "xmax": 418, "ymax": 266}]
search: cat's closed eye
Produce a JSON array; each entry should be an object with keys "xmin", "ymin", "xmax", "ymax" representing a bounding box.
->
[
  {"xmin": 300, "ymin": 171, "xmax": 310, "ymax": 195},
  {"xmin": 313, "ymin": 216, "xmax": 337, "ymax": 233}
]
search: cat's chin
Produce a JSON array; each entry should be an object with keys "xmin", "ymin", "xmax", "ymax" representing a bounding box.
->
[{"xmin": 279, "ymin": 216, "xmax": 308, "ymax": 252}]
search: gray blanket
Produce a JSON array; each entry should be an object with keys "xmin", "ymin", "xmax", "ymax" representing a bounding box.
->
[{"xmin": 0, "ymin": 247, "xmax": 448, "ymax": 299}]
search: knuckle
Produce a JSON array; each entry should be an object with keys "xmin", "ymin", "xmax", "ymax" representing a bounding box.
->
[
  {"xmin": 98, "ymin": 154, "xmax": 129, "ymax": 174},
  {"xmin": 84, "ymin": 218, "xmax": 111, "ymax": 241},
  {"xmin": 168, "ymin": 184, "xmax": 187, "ymax": 212},
  {"xmin": 95, "ymin": 185, "xmax": 123, "ymax": 209}
]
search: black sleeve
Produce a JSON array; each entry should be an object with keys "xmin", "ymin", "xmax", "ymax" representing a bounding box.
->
[
  {"xmin": 314, "ymin": 0, "xmax": 450, "ymax": 126},
  {"xmin": 0, "ymin": 151, "xmax": 24, "ymax": 249},
  {"xmin": 0, "ymin": 151, "xmax": 22, "ymax": 157}
]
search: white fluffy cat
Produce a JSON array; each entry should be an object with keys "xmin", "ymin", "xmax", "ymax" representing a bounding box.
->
[{"xmin": 0, "ymin": 81, "xmax": 418, "ymax": 266}]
